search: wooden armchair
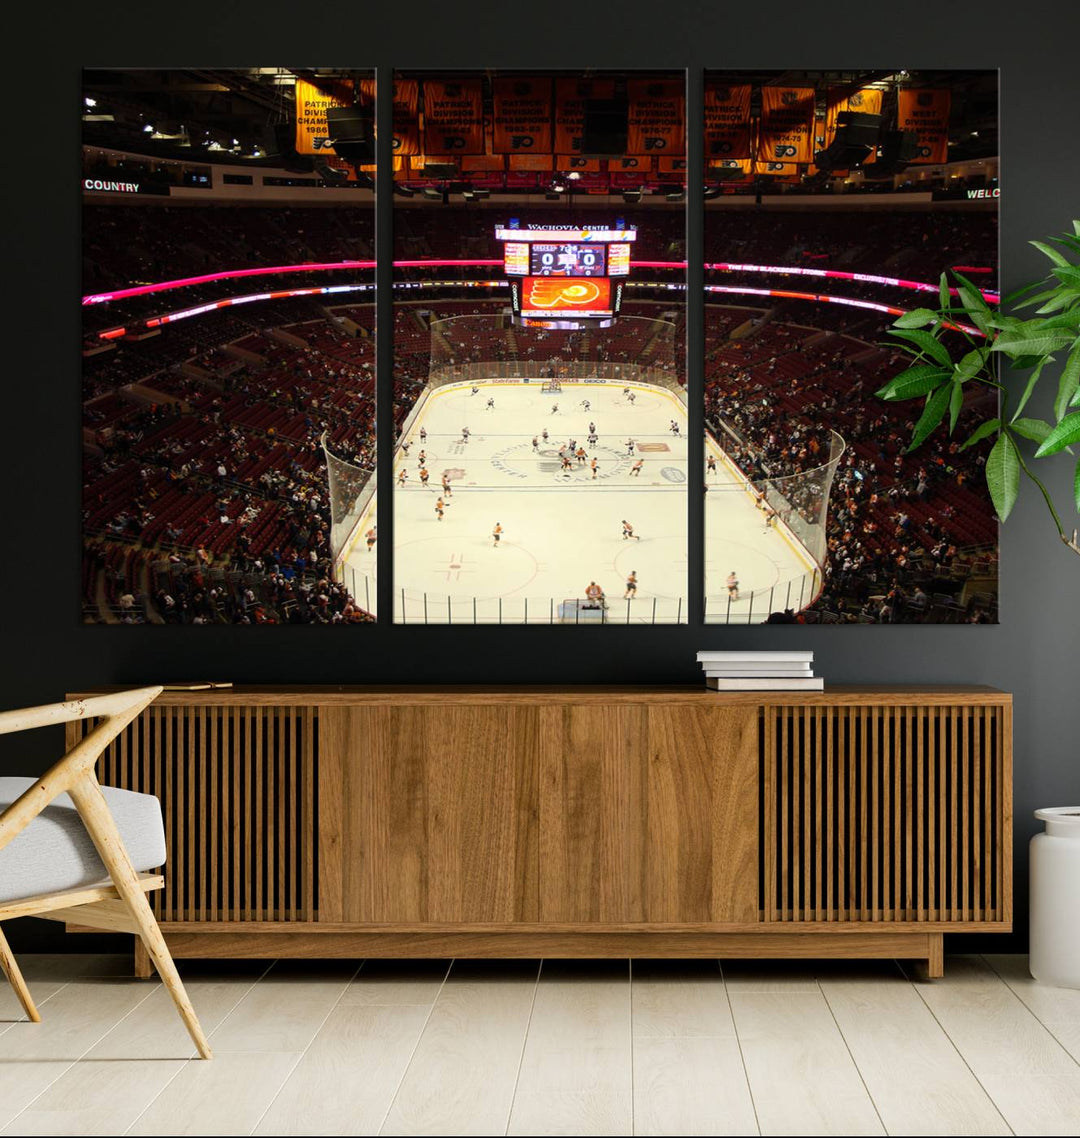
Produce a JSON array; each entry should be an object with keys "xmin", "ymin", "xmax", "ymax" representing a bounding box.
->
[{"xmin": 0, "ymin": 687, "xmax": 211, "ymax": 1059}]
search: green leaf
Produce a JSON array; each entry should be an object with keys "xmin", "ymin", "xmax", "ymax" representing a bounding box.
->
[
  {"xmin": 961, "ymin": 418, "xmax": 1001, "ymax": 450},
  {"xmin": 1037, "ymin": 312, "xmax": 1080, "ymax": 334},
  {"xmin": 1013, "ymin": 286, "xmax": 1065, "ymax": 311},
  {"xmin": 939, "ymin": 271, "xmax": 950, "ymax": 312},
  {"xmin": 1056, "ymin": 342, "xmax": 1080, "ymax": 422},
  {"xmin": 1035, "ymin": 289, "xmax": 1080, "ymax": 314},
  {"xmin": 953, "ymin": 348, "xmax": 989, "ymax": 383},
  {"xmin": 893, "ymin": 307, "xmax": 938, "ymax": 328},
  {"xmin": 949, "ymin": 380, "xmax": 964, "ymax": 433},
  {"xmin": 1034, "ymin": 412, "xmax": 1080, "ymax": 457},
  {"xmin": 953, "ymin": 271, "xmax": 992, "ymax": 333},
  {"xmin": 1007, "ymin": 353, "xmax": 1047, "ymax": 371},
  {"xmin": 986, "ymin": 433, "xmax": 1020, "ymax": 522},
  {"xmin": 1010, "ymin": 417, "xmax": 1053, "ymax": 444},
  {"xmin": 953, "ymin": 271, "xmax": 991, "ymax": 308},
  {"xmin": 991, "ymin": 325, "xmax": 1074, "ymax": 358},
  {"xmin": 1004, "ymin": 279, "xmax": 1050, "ymax": 306},
  {"xmin": 1011, "ymin": 357, "xmax": 1049, "ymax": 421},
  {"xmin": 876, "ymin": 365, "xmax": 952, "ymax": 401},
  {"xmin": 1052, "ymin": 265, "xmax": 1080, "ymax": 288},
  {"xmin": 1030, "ymin": 240, "xmax": 1070, "ymax": 267},
  {"xmin": 907, "ymin": 383, "xmax": 953, "ymax": 453},
  {"xmin": 1073, "ymin": 220, "xmax": 1080, "ymax": 238},
  {"xmin": 885, "ymin": 328, "xmax": 953, "ymax": 366}
]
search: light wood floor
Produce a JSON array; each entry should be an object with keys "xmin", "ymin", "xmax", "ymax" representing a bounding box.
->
[{"xmin": 1, "ymin": 953, "xmax": 1079, "ymax": 1136}]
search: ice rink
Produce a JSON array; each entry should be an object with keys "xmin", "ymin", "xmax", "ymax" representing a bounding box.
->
[
  {"xmin": 343, "ymin": 379, "xmax": 817, "ymax": 623},
  {"xmin": 704, "ymin": 437, "xmax": 822, "ymax": 624}
]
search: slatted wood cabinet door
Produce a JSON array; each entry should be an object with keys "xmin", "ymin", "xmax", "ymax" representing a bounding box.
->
[
  {"xmin": 68, "ymin": 702, "xmax": 317, "ymax": 924},
  {"xmin": 762, "ymin": 701, "xmax": 1010, "ymax": 926}
]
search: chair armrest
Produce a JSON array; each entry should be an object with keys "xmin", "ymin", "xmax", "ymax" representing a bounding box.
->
[
  {"xmin": 0, "ymin": 687, "xmax": 162, "ymax": 736},
  {"xmin": 0, "ymin": 687, "xmax": 162, "ymax": 854}
]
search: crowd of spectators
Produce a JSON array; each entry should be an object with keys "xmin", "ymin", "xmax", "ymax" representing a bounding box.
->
[
  {"xmin": 83, "ymin": 306, "xmax": 376, "ymax": 624},
  {"xmin": 705, "ymin": 311, "xmax": 998, "ymax": 623},
  {"xmin": 84, "ymin": 199, "xmax": 997, "ymax": 624}
]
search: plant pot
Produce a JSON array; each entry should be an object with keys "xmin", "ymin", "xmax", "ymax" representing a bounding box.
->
[{"xmin": 1030, "ymin": 808, "xmax": 1080, "ymax": 988}]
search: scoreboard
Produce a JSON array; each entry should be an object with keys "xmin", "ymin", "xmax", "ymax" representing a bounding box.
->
[{"xmin": 495, "ymin": 224, "xmax": 636, "ymax": 327}]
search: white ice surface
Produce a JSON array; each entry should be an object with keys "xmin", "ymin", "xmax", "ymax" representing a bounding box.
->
[{"xmin": 343, "ymin": 379, "xmax": 815, "ymax": 624}]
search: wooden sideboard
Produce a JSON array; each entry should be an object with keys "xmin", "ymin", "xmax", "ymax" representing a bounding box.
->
[{"xmin": 66, "ymin": 686, "xmax": 1012, "ymax": 977}]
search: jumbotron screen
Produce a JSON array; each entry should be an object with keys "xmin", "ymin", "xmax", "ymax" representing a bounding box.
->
[
  {"xmin": 520, "ymin": 277, "xmax": 613, "ymax": 319},
  {"xmin": 529, "ymin": 243, "xmax": 606, "ymax": 277},
  {"xmin": 497, "ymin": 225, "xmax": 636, "ymax": 279}
]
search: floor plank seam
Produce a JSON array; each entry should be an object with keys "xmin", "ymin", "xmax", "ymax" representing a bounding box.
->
[
  {"xmin": 981, "ymin": 954, "xmax": 1080, "ymax": 1075},
  {"xmin": 6, "ymin": 969, "xmax": 161, "ymax": 1134},
  {"xmin": 376, "ymin": 958, "xmax": 454, "ymax": 1136},
  {"xmin": 719, "ymin": 958, "xmax": 763, "ymax": 1137},
  {"xmin": 0, "ymin": 975, "xmax": 71, "ymax": 1038},
  {"xmin": 120, "ymin": 957, "xmax": 281, "ymax": 1136},
  {"xmin": 816, "ymin": 971, "xmax": 889, "ymax": 1135},
  {"xmin": 248, "ymin": 957, "xmax": 365, "ymax": 1136},
  {"xmin": 502, "ymin": 959, "xmax": 543, "ymax": 1137},
  {"xmin": 905, "ymin": 960, "xmax": 1016, "ymax": 1136}
]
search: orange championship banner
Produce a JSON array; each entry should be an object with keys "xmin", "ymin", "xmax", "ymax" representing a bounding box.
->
[
  {"xmin": 708, "ymin": 157, "xmax": 753, "ymax": 181},
  {"xmin": 390, "ymin": 78, "xmax": 420, "ymax": 156},
  {"xmin": 460, "ymin": 154, "xmax": 506, "ymax": 172},
  {"xmin": 508, "ymin": 153, "xmax": 553, "ymax": 171},
  {"xmin": 557, "ymin": 155, "xmax": 601, "ymax": 172},
  {"xmin": 554, "ymin": 78, "xmax": 616, "ymax": 154},
  {"xmin": 611, "ymin": 155, "xmax": 653, "ymax": 173},
  {"xmin": 627, "ymin": 79, "xmax": 685, "ymax": 156},
  {"xmin": 294, "ymin": 78, "xmax": 353, "ymax": 156},
  {"xmin": 704, "ymin": 83, "xmax": 752, "ymax": 160},
  {"xmin": 492, "ymin": 77, "xmax": 553, "ymax": 153},
  {"xmin": 758, "ymin": 86, "xmax": 816, "ymax": 164},
  {"xmin": 823, "ymin": 86, "xmax": 883, "ymax": 149},
  {"xmin": 408, "ymin": 155, "xmax": 458, "ymax": 175},
  {"xmin": 353, "ymin": 79, "xmax": 419, "ymax": 159},
  {"xmin": 897, "ymin": 89, "xmax": 952, "ymax": 164},
  {"xmin": 422, "ymin": 78, "xmax": 484, "ymax": 155},
  {"xmin": 756, "ymin": 159, "xmax": 802, "ymax": 183}
]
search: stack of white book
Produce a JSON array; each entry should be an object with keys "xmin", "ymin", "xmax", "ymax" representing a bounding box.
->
[{"xmin": 696, "ymin": 651, "xmax": 823, "ymax": 691}]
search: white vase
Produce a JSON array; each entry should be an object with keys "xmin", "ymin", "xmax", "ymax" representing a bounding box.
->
[{"xmin": 1030, "ymin": 808, "xmax": 1080, "ymax": 988}]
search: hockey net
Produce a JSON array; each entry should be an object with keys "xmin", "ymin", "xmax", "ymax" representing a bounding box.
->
[{"xmin": 540, "ymin": 380, "xmax": 563, "ymax": 394}]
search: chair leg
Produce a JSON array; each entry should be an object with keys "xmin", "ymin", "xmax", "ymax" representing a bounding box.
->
[
  {"xmin": 68, "ymin": 777, "xmax": 213, "ymax": 1059},
  {"xmin": 134, "ymin": 939, "xmax": 152, "ymax": 980},
  {"xmin": 0, "ymin": 924, "xmax": 40, "ymax": 1023}
]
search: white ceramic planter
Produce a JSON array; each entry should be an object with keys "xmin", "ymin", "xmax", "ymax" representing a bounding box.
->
[{"xmin": 1030, "ymin": 807, "xmax": 1080, "ymax": 988}]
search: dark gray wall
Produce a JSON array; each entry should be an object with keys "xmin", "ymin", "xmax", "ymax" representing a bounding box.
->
[{"xmin": 3, "ymin": 2, "xmax": 1078, "ymax": 952}]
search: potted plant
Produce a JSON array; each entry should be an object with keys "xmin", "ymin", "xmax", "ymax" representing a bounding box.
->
[
  {"xmin": 876, "ymin": 218, "xmax": 1080, "ymax": 556},
  {"xmin": 878, "ymin": 219, "xmax": 1080, "ymax": 986}
]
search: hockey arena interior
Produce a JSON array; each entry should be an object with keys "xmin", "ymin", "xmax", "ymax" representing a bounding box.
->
[{"xmin": 81, "ymin": 68, "xmax": 998, "ymax": 625}]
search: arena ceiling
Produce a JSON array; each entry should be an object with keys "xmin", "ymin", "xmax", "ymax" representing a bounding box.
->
[{"xmin": 81, "ymin": 67, "xmax": 999, "ymax": 173}]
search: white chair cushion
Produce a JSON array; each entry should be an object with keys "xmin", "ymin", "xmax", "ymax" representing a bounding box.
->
[{"xmin": 0, "ymin": 777, "xmax": 167, "ymax": 904}]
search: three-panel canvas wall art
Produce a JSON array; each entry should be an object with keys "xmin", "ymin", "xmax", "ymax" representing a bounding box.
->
[{"xmin": 81, "ymin": 68, "xmax": 999, "ymax": 625}]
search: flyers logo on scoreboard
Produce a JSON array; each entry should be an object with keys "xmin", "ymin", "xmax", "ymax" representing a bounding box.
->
[{"xmin": 523, "ymin": 277, "xmax": 611, "ymax": 313}]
